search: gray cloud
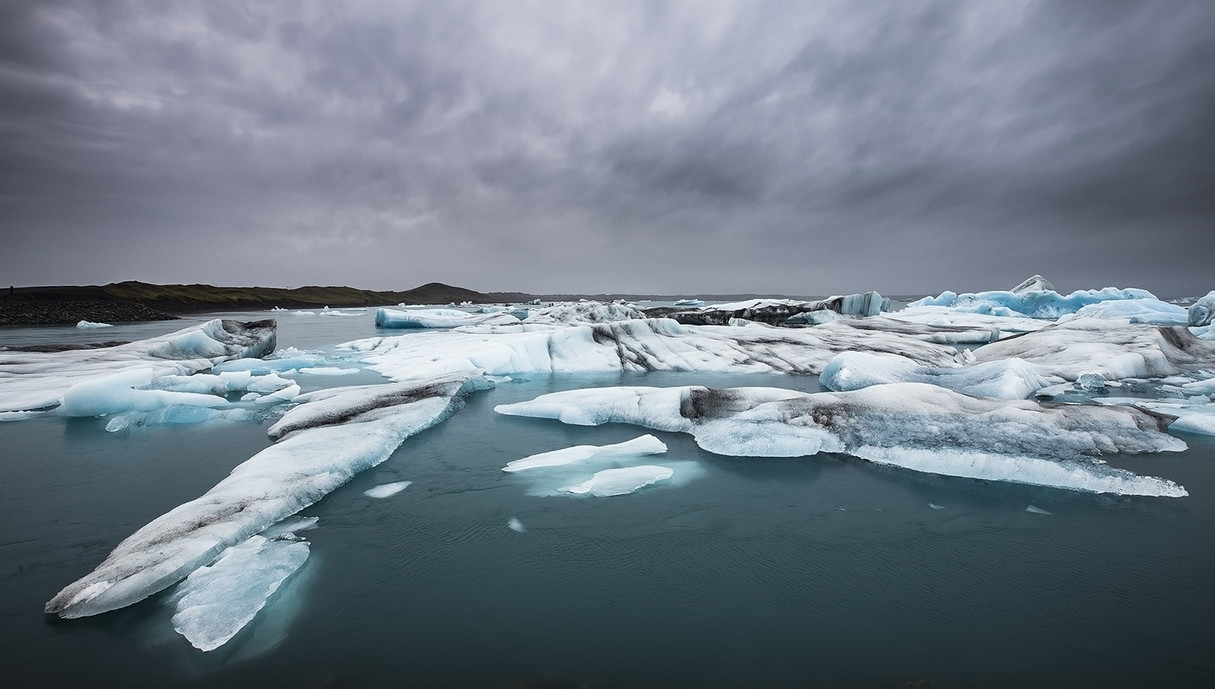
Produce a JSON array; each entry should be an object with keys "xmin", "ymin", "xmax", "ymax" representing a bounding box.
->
[{"xmin": 1, "ymin": 0, "xmax": 1212, "ymax": 296}]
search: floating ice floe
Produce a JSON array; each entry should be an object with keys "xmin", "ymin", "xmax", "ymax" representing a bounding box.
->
[
  {"xmin": 560, "ymin": 465, "xmax": 675, "ymax": 497},
  {"xmin": 45, "ymin": 372, "xmax": 490, "ymax": 619},
  {"xmin": 1064, "ymin": 299, "xmax": 1189, "ymax": 325},
  {"xmin": 507, "ymin": 517, "xmax": 526, "ymax": 532},
  {"xmin": 496, "ymin": 383, "xmax": 1187, "ymax": 497},
  {"xmin": 971, "ymin": 319, "xmax": 1215, "ymax": 381},
  {"xmin": 169, "ymin": 534, "xmax": 309, "ymax": 652},
  {"xmin": 820, "ymin": 351, "xmax": 1054, "ymax": 399},
  {"xmin": 0, "ymin": 319, "xmax": 277, "ymax": 413},
  {"xmin": 76, "ymin": 320, "xmax": 113, "ymax": 329},
  {"xmin": 364, "ymin": 481, "xmax": 412, "ymax": 498},
  {"xmin": 374, "ymin": 307, "xmax": 519, "ymax": 329},
  {"xmin": 503, "ymin": 435, "xmax": 667, "ymax": 472},
  {"xmin": 341, "ymin": 312, "xmax": 962, "ymax": 382}
]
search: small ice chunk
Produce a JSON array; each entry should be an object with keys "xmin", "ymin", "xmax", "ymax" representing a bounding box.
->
[
  {"xmin": 76, "ymin": 320, "xmax": 113, "ymax": 328},
  {"xmin": 507, "ymin": 517, "xmax": 526, "ymax": 533},
  {"xmin": 364, "ymin": 481, "xmax": 412, "ymax": 498},
  {"xmin": 929, "ymin": 503, "xmax": 945, "ymax": 510},
  {"xmin": 1076, "ymin": 372, "xmax": 1107, "ymax": 391},
  {"xmin": 559, "ymin": 465, "xmax": 674, "ymax": 497},
  {"xmin": 170, "ymin": 535, "xmax": 309, "ymax": 652},
  {"xmin": 1025, "ymin": 505, "xmax": 1053, "ymax": 515}
]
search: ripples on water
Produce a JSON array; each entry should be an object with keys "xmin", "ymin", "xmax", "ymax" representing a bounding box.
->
[{"xmin": 1, "ymin": 311, "xmax": 1213, "ymax": 688}]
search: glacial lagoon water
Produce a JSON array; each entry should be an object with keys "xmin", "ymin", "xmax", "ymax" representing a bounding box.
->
[{"xmin": 2, "ymin": 310, "xmax": 1214, "ymax": 688}]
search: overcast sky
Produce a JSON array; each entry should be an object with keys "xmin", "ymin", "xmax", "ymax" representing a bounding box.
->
[{"xmin": 1, "ymin": 1, "xmax": 1212, "ymax": 297}]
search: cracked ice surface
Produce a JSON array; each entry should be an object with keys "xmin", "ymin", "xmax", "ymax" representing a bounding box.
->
[
  {"xmin": 496, "ymin": 383, "xmax": 1187, "ymax": 497},
  {"xmin": 0, "ymin": 319, "xmax": 277, "ymax": 413},
  {"xmin": 45, "ymin": 373, "xmax": 489, "ymax": 619}
]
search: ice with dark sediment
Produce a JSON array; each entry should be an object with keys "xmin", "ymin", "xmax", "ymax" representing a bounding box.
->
[
  {"xmin": 340, "ymin": 308, "xmax": 963, "ymax": 382},
  {"xmin": 496, "ymin": 383, "xmax": 1187, "ymax": 497},
  {"xmin": 45, "ymin": 372, "xmax": 489, "ymax": 619},
  {"xmin": 971, "ymin": 319, "xmax": 1215, "ymax": 381},
  {"xmin": 1010, "ymin": 275, "xmax": 1056, "ymax": 294},
  {"xmin": 0, "ymin": 319, "xmax": 277, "ymax": 413},
  {"xmin": 1189, "ymin": 291, "xmax": 1215, "ymax": 327}
]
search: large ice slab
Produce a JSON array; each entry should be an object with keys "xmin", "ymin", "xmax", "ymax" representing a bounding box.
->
[
  {"xmin": 341, "ymin": 316, "xmax": 962, "ymax": 382},
  {"xmin": 971, "ymin": 319, "xmax": 1215, "ymax": 381},
  {"xmin": 170, "ymin": 534, "xmax": 309, "ymax": 652},
  {"xmin": 45, "ymin": 373, "xmax": 488, "ymax": 619},
  {"xmin": 820, "ymin": 352, "xmax": 1053, "ymax": 399},
  {"xmin": 910, "ymin": 286, "xmax": 1160, "ymax": 319},
  {"xmin": 496, "ymin": 383, "xmax": 1187, "ymax": 496},
  {"xmin": 0, "ymin": 319, "xmax": 276, "ymax": 413}
]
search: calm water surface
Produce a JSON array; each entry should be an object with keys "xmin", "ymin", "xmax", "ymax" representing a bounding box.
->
[{"xmin": 1, "ymin": 310, "xmax": 1213, "ymax": 688}]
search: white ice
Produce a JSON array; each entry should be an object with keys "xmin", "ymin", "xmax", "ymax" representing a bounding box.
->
[
  {"xmin": 503, "ymin": 435, "xmax": 667, "ymax": 472},
  {"xmin": 496, "ymin": 383, "xmax": 1187, "ymax": 497},
  {"xmin": 45, "ymin": 373, "xmax": 488, "ymax": 619},
  {"xmin": 169, "ymin": 534, "xmax": 309, "ymax": 651},
  {"xmin": 340, "ymin": 310, "xmax": 962, "ymax": 382},
  {"xmin": 374, "ymin": 307, "xmax": 518, "ymax": 329},
  {"xmin": 820, "ymin": 352, "xmax": 1054, "ymax": 399},
  {"xmin": 507, "ymin": 517, "xmax": 526, "ymax": 532},
  {"xmin": 560, "ymin": 465, "xmax": 675, "ymax": 497},
  {"xmin": 364, "ymin": 481, "xmax": 412, "ymax": 498},
  {"xmin": 76, "ymin": 320, "xmax": 113, "ymax": 328},
  {"xmin": 971, "ymin": 319, "xmax": 1215, "ymax": 381},
  {"xmin": 0, "ymin": 319, "xmax": 276, "ymax": 413}
]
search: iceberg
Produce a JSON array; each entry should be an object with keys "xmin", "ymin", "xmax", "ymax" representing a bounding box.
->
[
  {"xmin": 910, "ymin": 286, "xmax": 1159, "ymax": 319},
  {"xmin": 1010, "ymin": 275, "xmax": 1055, "ymax": 294},
  {"xmin": 503, "ymin": 435, "xmax": 667, "ymax": 472},
  {"xmin": 971, "ymin": 320, "xmax": 1215, "ymax": 381},
  {"xmin": 1189, "ymin": 291, "xmax": 1215, "ymax": 327},
  {"xmin": 374, "ymin": 308, "xmax": 518, "ymax": 329},
  {"xmin": 526, "ymin": 301, "xmax": 646, "ymax": 324},
  {"xmin": 76, "ymin": 320, "xmax": 113, "ymax": 329},
  {"xmin": 1066, "ymin": 300, "xmax": 1189, "ymax": 325},
  {"xmin": 560, "ymin": 465, "xmax": 675, "ymax": 497},
  {"xmin": 496, "ymin": 383, "xmax": 1187, "ymax": 496},
  {"xmin": 169, "ymin": 534, "xmax": 309, "ymax": 652},
  {"xmin": 820, "ymin": 352, "xmax": 1054, "ymax": 399},
  {"xmin": 0, "ymin": 319, "xmax": 276, "ymax": 413},
  {"xmin": 507, "ymin": 517, "xmax": 526, "ymax": 532},
  {"xmin": 341, "ymin": 315, "xmax": 962, "ymax": 382},
  {"xmin": 45, "ymin": 372, "xmax": 489, "ymax": 619}
]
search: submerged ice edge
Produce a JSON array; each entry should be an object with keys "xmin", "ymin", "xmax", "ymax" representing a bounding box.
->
[
  {"xmin": 496, "ymin": 383, "xmax": 1188, "ymax": 498},
  {"xmin": 45, "ymin": 373, "xmax": 489, "ymax": 619}
]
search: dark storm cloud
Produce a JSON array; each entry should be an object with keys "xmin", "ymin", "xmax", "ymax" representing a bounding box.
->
[{"xmin": 1, "ymin": 0, "xmax": 1212, "ymax": 296}]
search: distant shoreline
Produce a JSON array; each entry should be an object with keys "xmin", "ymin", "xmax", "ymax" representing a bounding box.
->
[{"xmin": 0, "ymin": 280, "xmax": 842, "ymax": 326}]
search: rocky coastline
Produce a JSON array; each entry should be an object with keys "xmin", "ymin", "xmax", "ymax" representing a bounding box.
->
[{"xmin": 0, "ymin": 300, "xmax": 176, "ymax": 327}]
